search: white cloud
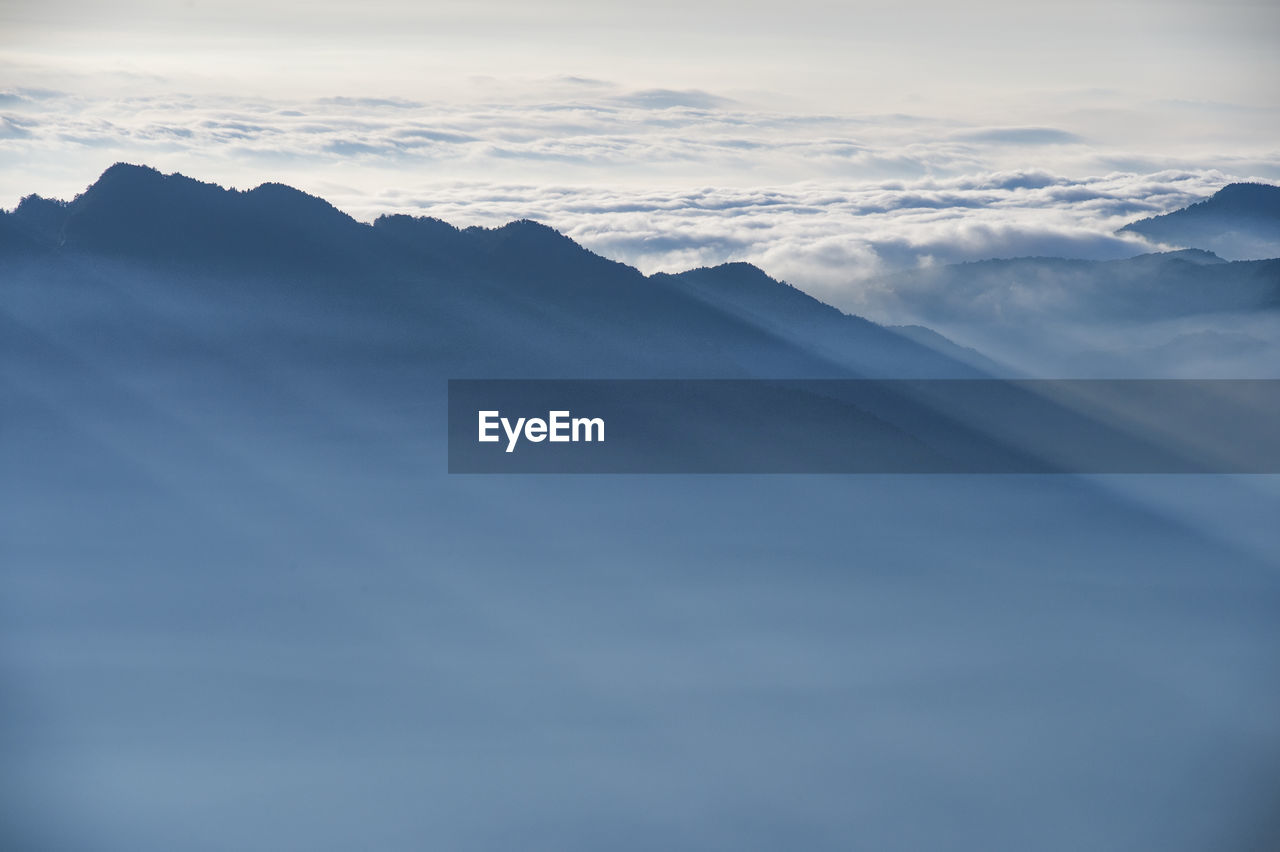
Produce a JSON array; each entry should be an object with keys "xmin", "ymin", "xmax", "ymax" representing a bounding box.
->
[{"xmin": 2, "ymin": 88, "xmax": 1275, "ymax": 332}]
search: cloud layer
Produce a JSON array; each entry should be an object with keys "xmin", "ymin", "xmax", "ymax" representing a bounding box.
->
[{"xmin": 2, "ymin": 86, "xmax": 1277, "ymax": 326}]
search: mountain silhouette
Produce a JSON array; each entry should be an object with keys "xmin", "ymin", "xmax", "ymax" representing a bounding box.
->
[
  {"xmin": 1, "ymin": 163, "xmax": 979, "ymax": 378},
  {"xmin": 1119, "ymin": 182, "xmax": 1280, "ymax": 260},
  {"xmin": 10, "ymin": 163, "xmax": 381, "ymax": 276}
]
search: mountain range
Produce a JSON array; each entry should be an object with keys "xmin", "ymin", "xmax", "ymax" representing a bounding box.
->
[
  {"xmin": 0, "ymin": 163, "xmax": 979, "ymax": 379},
  {"xmin": 8, "ymin": 165, "xmax": 1277, "ymax": 383},
  {"xmin": 6, "ymin": 166, "xmax": 1280, "ymax": 852},
  {"xmin": 879, "ymin": 247, "xmax": 1280, "ymax": 323}
]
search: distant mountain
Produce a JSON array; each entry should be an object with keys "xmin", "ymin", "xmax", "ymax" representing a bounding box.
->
[
  {"xmin": 1120, "ymin": 182, "xmax": 1280, "ymax": 260},
  {"xmin": 865, "ymin": 247, "xmax": 1280, "ymax": 377},
  {"xmin": 878, "ymin": 249, "xmax": 1280, "ymax": 323},
  {"xmin": 0, "ymin": 163, "xmax": 979, "ymax": 378}
]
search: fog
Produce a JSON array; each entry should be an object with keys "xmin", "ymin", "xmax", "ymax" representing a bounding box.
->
[{"xmin": 4, "ymin": 251, "xmax": 1279, "ymax": 850}]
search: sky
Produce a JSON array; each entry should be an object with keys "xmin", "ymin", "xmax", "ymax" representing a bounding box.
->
[{"xmin": 2, "ymin": 0, "xmax": 1278, "ymax": 309}]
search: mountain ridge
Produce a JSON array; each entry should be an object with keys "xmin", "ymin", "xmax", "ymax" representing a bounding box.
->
[
  {"xmin": 0, "ymin": 163, "xmax": 981, "ymax": 378},
  {"xmin": 12, "ymin": 165, "xmax": 1273, "ymax": 379}
]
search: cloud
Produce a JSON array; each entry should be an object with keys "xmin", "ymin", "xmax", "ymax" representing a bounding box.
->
[
  {"xmin": 2, "ymin": 87, "xmax": 1275, "ymax": 334},
  {"xmin": 317, "ymin": 96, "xmax": 426, "ymax": 109},
  {"xmin": 0, "ymin": 87, "xmax": 66, "ymax": 106},
  {"xmin": 0, "ymin": 116, "xmax": 34, "ymax": 138},
  {"xmin": 952, "ymin": 127, "xmax": 1085, "ymax": 146},
  {"xmin": 355, "ymin": 169, "xmax": 1245, "ymax": 311},
  {"xmin": 609, "ymin": 88, "xmax": 735, "ymax": 110},
  {"xmin": 555, "ymin": 76, "xmax": 614, "ymax": 88},
  {"xmin": 3, "ymin": 89, "xmax": 1270, "ymax": 200}
]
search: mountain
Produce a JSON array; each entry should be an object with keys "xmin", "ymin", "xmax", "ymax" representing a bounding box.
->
[
  {"xmin": 862, "ymin": 247, "xmax": 1280, "ymax": 376},
  {"xmin": 9, "ymin": 163, "xmax": 382, "ymax": 275},
  {"xmin": 0, "ymin": 163, "xmax": 979, "ymax": 379},
  {"xmin": 877, "ymin": 249, "xmax": 1280, "ymax": 323},
  {"xmin": 1119, "ymin": 182, "xmax": 1280, "ymax": 260},
  {"xmin": 651, "ymin": 261, "xmax": 975, "ymax": 376}
]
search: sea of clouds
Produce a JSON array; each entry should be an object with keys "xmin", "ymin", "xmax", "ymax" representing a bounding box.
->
[{"xmin": 2, "ymin": 85, "xmax": 1277, "ymax": 324}]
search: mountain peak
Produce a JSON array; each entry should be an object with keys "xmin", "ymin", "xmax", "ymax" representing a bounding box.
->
[
  {"xmin": 75, "ymin": 163, "xmax": 199, "ymax": 208},
  {"xmin": 246, "ymin": 181, "xmax": 350, "ymax": 217},
  {"xmin": 498, "ymin": 218, "xmax": 561, "ymax": 235},
  {"xmin": 11, "ymin": 193, "xmax": 69, "ymax": 244},
  {"xmin": 1119, "ymin": 181, "xmax": 1280, "ymax": 260},
  {"xmin": 472, "ymin": 218, "xmax": 626, "ymax": 275},
  {"xmin": 94, "ymin": 161, "xmax": 164, "ymax": 183},
  {"xmin": 1209, "ymin": 182, "xmax": 1280, "ymax": 213},
  {"xmin": 1126, "ymin": 248, "xmax": 1226, "ymax": 265},
  {"xmin": 47, "ymin": 163, "xmax": 370, "ymax": 272},
  {"xmin": 372, "ymin": 213, "xmax": 462, "ymax": 244},
  {"xmin": 73, "ymin": 165, "xmax": 355, "ymax": 228},
  {"xmin": 484, "ymin": 219, "xmax": 586, "ymax": 252},
  {"xmin": 242, "ymin": 181, "xmax": 361, "ymax": 232},
  {"xmin": 670, "ymin": 261, "xmax": 776, "ymax": 287},
  {"xmin": 711, "ymin": 261, "xmax": 771, "ymax": 277}
]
